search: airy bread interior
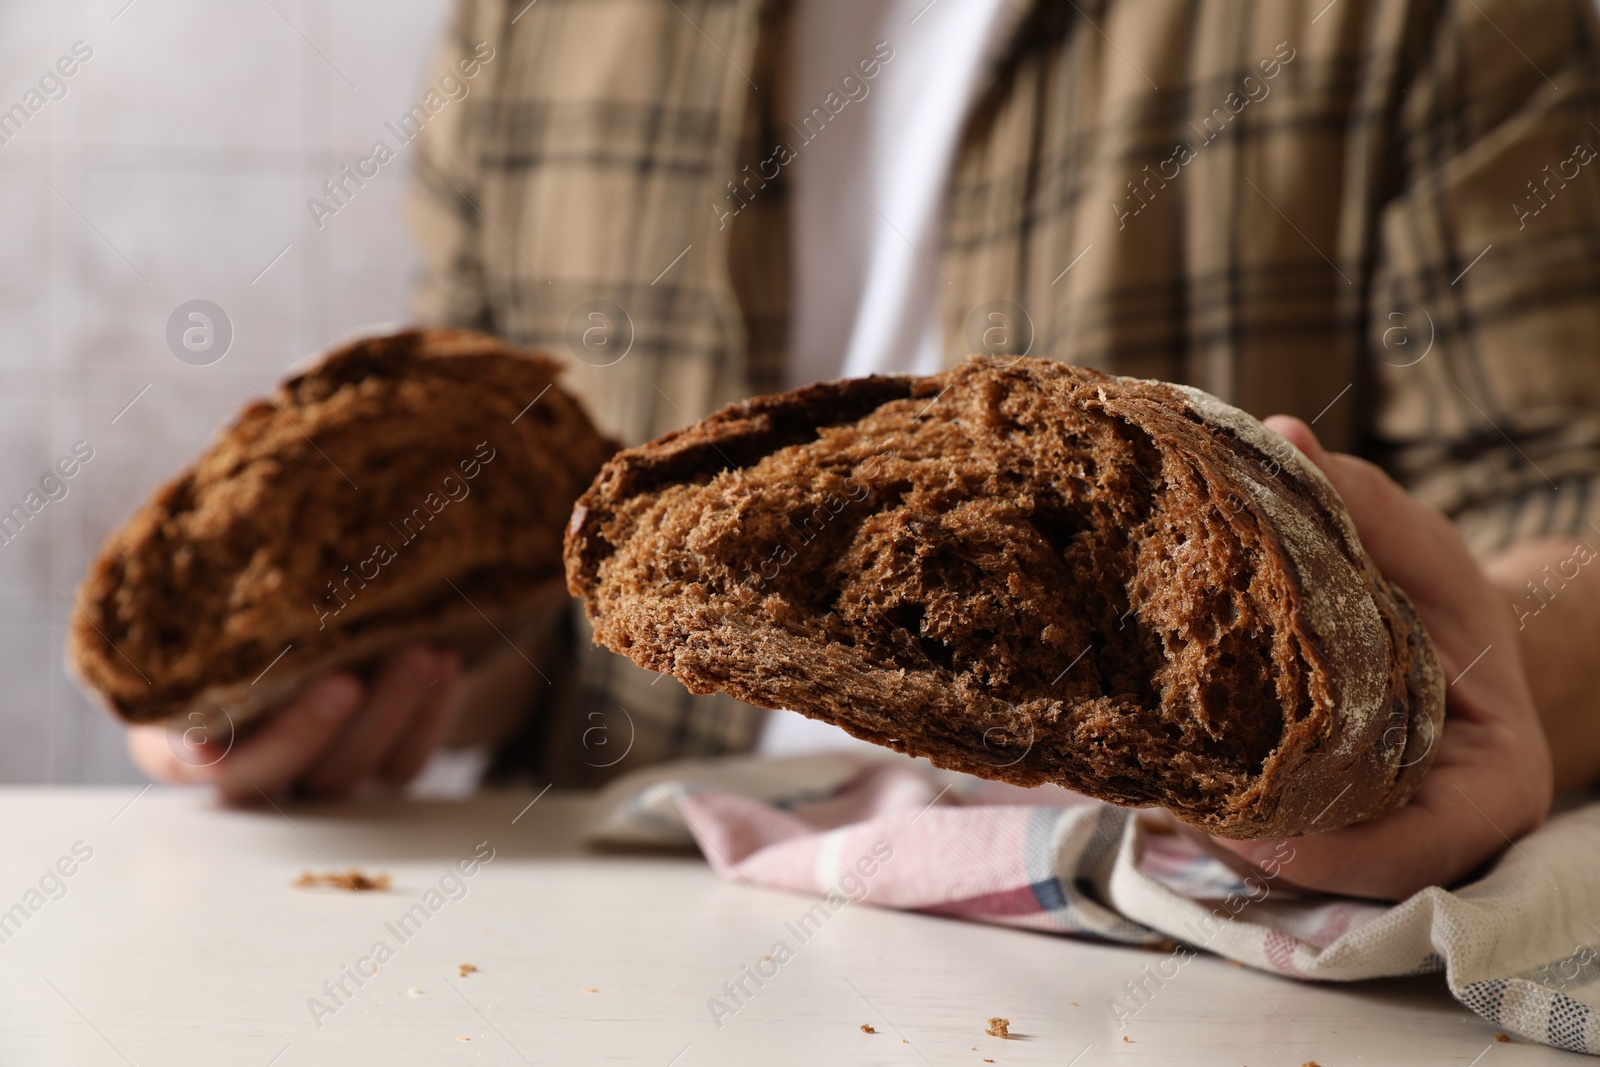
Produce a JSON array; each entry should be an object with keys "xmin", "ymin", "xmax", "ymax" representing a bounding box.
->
[{"xmin": 571, "ymin": 362, "xmax": 1331, "ymax": 825}]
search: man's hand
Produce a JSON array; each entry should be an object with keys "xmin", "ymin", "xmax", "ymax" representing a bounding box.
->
[
  {"xmin": 1201, "ymin": 416, "xmax": 1554, "ymax": 901},
  {"xmin": 127, "ymin": 645, "xmax": 464, "ymax": 804}
]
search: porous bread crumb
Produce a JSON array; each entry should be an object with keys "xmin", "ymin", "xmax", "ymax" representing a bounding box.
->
[
  {"xmin": 456, "ymin": 1035, "xmax": 470, "ymax": 1042},
  {"xmin": 567, "ymin": 358, "xmax": 1444, "ymax": 841},
  {"xmin": 583, "ymin": 987, "xmax": 599, "ymax": 994},
  {"xmin": 860, "ymin": 1024, "xmax": 876, "ymax": 1034},
  {"xmin": 1123, "ymin": 1035, "xmax": 1131, "ymax": 1043},
  {"xmin": 985, "ymin": 1018, "xmax": 1010, "ymax": 1038},
  {"xmin": 407, "ymin": 988, "xmax": 424, "ymax": 996},
  {"xmin": 293, "ymin": 869, "xmax": 391, "ymax": 891},
  {"xmin": 1495, "ymin": 1032, "xmax": 1512, "ymax": 1042},
  {"xmin": 458, "ymin": 963, "xmax": 478, "ymax": 977}
]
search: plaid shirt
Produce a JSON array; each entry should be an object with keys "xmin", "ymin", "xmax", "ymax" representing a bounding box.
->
[{"xmin": 410, "ymin": 0, "xmax": 1600, "ymax": 781}]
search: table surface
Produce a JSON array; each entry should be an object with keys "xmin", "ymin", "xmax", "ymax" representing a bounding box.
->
[{"xmin": 0, "ymin": 787, "xmax": 1578, "ymax": 1066}]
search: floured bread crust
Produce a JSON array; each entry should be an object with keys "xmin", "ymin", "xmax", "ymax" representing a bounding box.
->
[
  {"xmin": 69, "ymin": 328, "xmax": 615, "ymax": 727},
  {"xmin": 565, "ymin": 358, "xmax": 1445, "ymax": 839}
]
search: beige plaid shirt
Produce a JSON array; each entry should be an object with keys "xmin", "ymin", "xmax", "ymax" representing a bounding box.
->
[{"xmin": 409, "ymin": 0, "xmax": 1600, "ymax": 782}]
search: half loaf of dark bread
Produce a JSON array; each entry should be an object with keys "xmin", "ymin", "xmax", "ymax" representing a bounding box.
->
[
  {"xmin": 70, "ymin": 328, "xmax": 615, "ymax": 727},
  {"xmin": 564, "ymin": 357, "xmax": 1444, "ymax": 839}
]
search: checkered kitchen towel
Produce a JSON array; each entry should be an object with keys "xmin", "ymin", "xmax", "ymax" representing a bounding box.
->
[{"xmin": 582, "ymin": 752, "xmax": 1600, "ymax": 1054}]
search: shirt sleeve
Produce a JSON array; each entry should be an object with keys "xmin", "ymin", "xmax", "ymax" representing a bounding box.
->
[
  {"xmin": 407, "ymin": 0, "xmax": 501, "ymax": 332},
  {"xmin": 1367, "ymin": 0, "xmax": 1600, "ymax": 557}
]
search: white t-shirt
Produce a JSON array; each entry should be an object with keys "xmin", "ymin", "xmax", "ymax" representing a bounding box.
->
[{"xmin": 761, "ymin": 0, "xmax": 1015, "ymax": 754}]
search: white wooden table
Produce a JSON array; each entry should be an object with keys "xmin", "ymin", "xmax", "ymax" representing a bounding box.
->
[{"xmin": 0, "ymin": 788, "xmax": 1577, "ymax": 1066}]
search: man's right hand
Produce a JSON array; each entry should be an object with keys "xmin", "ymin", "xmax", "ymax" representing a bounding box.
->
[{"xmin": 127, "ymin": 645, "xmax": 464, "ymax": 804}]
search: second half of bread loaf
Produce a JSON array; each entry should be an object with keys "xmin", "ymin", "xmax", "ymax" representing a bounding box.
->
[{"xmin": 71, "ymin": 328, "xmax": 616, "ymax": 726}]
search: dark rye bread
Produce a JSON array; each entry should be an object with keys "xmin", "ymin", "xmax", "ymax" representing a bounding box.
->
[
  {"xmin": 70, "ymin": 328, "xmax": 615, "ymax": 727},
  {"xmin": 565, "ymin": 358, "xmax": 1445, "ymax": 839}
]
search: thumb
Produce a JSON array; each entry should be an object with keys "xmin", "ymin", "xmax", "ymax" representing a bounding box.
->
[
  {"xmin": 1261, "ymin": 413, "xmax": 1396, "ymax": 525},
  {"xmin": 1262, "ymin": 414, "xmax": 1325, "ymax": 468},
  {"xmin": 1260, "ymin": 413, "xmax": 1463, "ymax": 599},
  {"xmin": 1261, "ymin": 414, "xmax": 1386, "ymax": 523}
]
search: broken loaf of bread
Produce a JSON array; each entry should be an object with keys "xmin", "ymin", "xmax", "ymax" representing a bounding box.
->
[
  {"xmin": 70, "ymin": 328, "xmax": 615, "ymax": 727},
  {"xmin": 564, "ymin": 358, "xmax": 1444, "ymax": 839}
]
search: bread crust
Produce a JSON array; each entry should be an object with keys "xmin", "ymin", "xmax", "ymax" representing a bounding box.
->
[
  {"xmin": 69, "ymin": 328, "xmax": 614, "ymax": 727},
  {"xmin": 565, "ymin": 358, "xmax": 1445, "ymax": 839}
]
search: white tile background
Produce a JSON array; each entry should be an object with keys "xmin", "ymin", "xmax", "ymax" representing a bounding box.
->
[{"xmin": 0, "ymin": 0, "xmax": 454, "ymax": 782}]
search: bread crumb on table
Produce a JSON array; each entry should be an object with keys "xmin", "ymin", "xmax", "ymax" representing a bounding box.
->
[
  {"xmin": 583, "ymin": 986, "xmax": 599, "ymax": 993},
  {"xmin": 985, "ymin": 1018, "xmax": 1010, "ymax": 1038},
  {"xmin": 1495, "ymin": 1032, "xmax": 1513, "ymax": 1043},
  {"xmin": 458, "ymin": 963, "xmax": 478, "ymax": 977},
  {"xmin": 293, "ymin": 869, "xmax": 391, "ymax": 891},
  {"xmin": 860, "ymin": 1024, "xmax": 876, "ymax": 1034},
  {"xmin": 456, "ymin": 1036, "xmax": 470, "ymax": 1042}
]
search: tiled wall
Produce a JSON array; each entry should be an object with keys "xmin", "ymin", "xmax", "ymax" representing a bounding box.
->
[{"xmin": 0, "ymin": 0, "xmax": 454, "ymax": 782}]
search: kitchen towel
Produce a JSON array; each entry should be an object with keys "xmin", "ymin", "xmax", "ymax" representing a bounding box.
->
[{"xmin": 582, "ymin": 751, "xmax": 1600, "ymax": 1055}]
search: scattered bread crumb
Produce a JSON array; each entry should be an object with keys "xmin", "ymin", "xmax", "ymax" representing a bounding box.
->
[
  {"xmin": 860, "ymin": 1024, "xmax": 876, "ymax": 1034},
  {"xmin": 984, "ymin": 1060, "xmax": 994, "ymax": 1064},
  {"xmin": 407, "ymin": 988, "xmax": 424, "ymax": 997},
  {"xmin": 293, "ymin": 869, "xmax": 391, "ymax": 891},
  {"xmin": 583, "ymin": 986, "xmax": 599, "ymax": 994},
  {"xmin": 1226, "ymin": 959, "xmax": 1246, "ymax": 968},
  {"xmin": 1303, "ymin": 1061, "xmax": 1320, "ymax": 1066},
  {"xmin": 1495, "ymin": 1032, "xmax": 1512, "ymax": 1043},
  {"xmin": 1123, "ymin": 1035, "xmax": 1132, "ymax": 1043},
  {"xmin": 985, "ymin": 1018, "xmax": 1010, "ymax": 1039},
  {"xmin": 456, "ymin": 1036, "xmax": 470, "ymax": 1042},
  {"xmin": 458, "ymin": 963, "xmax": 478, "ymax": 977},
  {"xmin": 1070, "ymin": 1001, "xmax": 1079, "ymax": 1006}
]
